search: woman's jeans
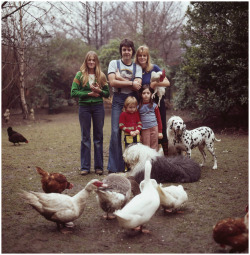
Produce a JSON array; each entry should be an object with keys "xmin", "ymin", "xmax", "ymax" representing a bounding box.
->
[
  {"xmin": 107, "ymin": 92, "xmax": 138, "ymax": 172},
  {"xmin": 79, "ymin": 104, "xmax": 104, "ymax": 172}
]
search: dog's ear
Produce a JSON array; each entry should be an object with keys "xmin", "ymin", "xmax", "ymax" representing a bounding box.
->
[
  {"xmin": 170, "ymin": 120, "xmax": 174, "ymax": 130},
  {"xmin": 182, "ymin": 124, "xmax": 186, "ymax": 131}
]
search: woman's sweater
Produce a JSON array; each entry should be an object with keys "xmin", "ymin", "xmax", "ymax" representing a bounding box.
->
[{"xmin": 71, "ymin": 71, "xmax": 110, "ymax": 105}]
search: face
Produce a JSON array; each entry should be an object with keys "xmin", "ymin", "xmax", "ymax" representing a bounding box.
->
[
  {"xmin": 87, "ymin": 55, "xmax": 96, "ymax": 71},
  {"xmin": 137, "ymin": 52, "xmax": 148, "ymax": 67},
  {"xmin": 142, "ymin": 88, "xmax": 151, "ymax": 103},
  {"xmin": 126, "ymin": 103, "xmax": 137, "ymax": 114},
  {"xmin": 121, "ymin": 46, "xmax": 133, "ymax": 61}
]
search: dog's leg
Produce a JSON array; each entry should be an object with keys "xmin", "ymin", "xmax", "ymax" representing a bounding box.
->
[
  {"xmin": 198, "ymin": 145, "xmax": 206, "ymax": 167},
  {"xmin": 206, "ymin": 143, "xmax": 218, "ymax": 169},
  {"xmin": 186, "ymin": 149, "xmax": 192, "ymax": 158}
]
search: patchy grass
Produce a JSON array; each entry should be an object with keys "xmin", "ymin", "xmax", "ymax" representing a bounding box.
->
[{"xmin": 2, "ymin": 107, "xmax": 248, "ymax": 253}]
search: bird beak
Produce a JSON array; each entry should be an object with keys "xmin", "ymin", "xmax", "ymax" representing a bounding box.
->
[{"xmin": 98, "ymin": 183, "xmax": 108, "ymax": 190}]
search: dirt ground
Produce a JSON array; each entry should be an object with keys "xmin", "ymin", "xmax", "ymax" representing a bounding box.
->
[{"xmin": 1, "ymin": 106, "xmax": 249, "ymax": 253}]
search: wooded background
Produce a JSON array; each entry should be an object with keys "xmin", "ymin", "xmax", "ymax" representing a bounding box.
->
[{"xmin": 1, "ymin": 1, "xmax": 248, "ymax": 123}]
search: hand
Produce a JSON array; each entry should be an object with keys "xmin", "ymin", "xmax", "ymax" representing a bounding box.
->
[
  {"xmin": 130, "ymin": 131, "xmax": 136, "ymax": 137},
  {"xmin": 90, "ymin": 83, "xmax": 101, "ymax": 93},
  {"xmin": 115, "ymin": 69, "xmax": 123, "ymax": 81},
  {"xmin": 88, "ymin": 91, "xmax": 100, "ymax": 97},
  {"xmin": 132, "ymin": 80, "xmax": 141, "ymax": 91},
  {"xmin": 150, "ymin": 81, "xmax": 158, "ymax": 90},
  {"xmin": 135, "ymin": 130, "xmax": 140, "ymax": 135},
  {"xmin": 158, "ymin": 133, "xmax": 163, "ymax": 139}
]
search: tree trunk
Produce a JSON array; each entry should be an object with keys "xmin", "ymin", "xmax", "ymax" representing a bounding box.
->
[
  {"xmin": 18, "ymin": 2, "xmax": 29, "ymax": 119},
  {"xmin": 94, "ymin": 2, "xmax": 99, "ymax": 49},
  {"xmin": 99, "ymin": 2, "xmax": 103, "ymax": 47},
  {"xmin": 85, "ymin": 2, "xmax": 90, "ymax": 45}
]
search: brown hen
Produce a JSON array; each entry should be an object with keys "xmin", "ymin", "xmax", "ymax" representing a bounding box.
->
[
  {"xmin": 213, "ymin": 207, "xmax": 248, "ymax": 253},
  {"xmin": 36, "ymin": 166, "xmax": 73, "ymax": 193}
]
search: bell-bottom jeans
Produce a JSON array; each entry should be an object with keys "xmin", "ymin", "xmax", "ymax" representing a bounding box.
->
[
  {"xmin": 79, "ymin": 104, "xmax": 104, "ymax": 172},
  {"xmin": 107, "ymin": 92, "xmax": 138, "ymax": 173}
]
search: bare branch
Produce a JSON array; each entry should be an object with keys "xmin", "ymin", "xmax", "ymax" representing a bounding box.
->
[{"xmin": 1, "ymin": 1, "xmax": 31, "ymax": 20}]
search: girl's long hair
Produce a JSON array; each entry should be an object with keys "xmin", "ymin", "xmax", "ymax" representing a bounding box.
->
[
  {"xmin": 138, "ymin": 84, "xmax": 154, "ymax": 109},
  {"xmin": 135, "ymin": 45, "xmax": 153, "ymax": 73},
  {"xmin": 80, "ymin": 51, "xmax": 107, "ymax": 88}
]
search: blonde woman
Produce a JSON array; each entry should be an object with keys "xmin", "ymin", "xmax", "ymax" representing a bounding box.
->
[
  {"xmin": 135, "ymin": 45, "xmax": 170, "ymax": 155},
  {"xmin": 71, "ymin": 51, "xmax": 110, "ymax": 176}
]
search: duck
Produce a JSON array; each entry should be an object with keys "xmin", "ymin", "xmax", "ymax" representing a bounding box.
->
[
  {"xmin": 20, "ymin": 179, "xmax": 107, "ymax": 233},
  {"xmin": 114, "ymin": 160, "xmax": 160, "ymax": 233},
  {"xmin": 156, "ymin": 184, "xmax": 188, "ymax": 213},
  {"xmin": 95, "ymin": 174, "xmax": 132, "ymax": 220}
]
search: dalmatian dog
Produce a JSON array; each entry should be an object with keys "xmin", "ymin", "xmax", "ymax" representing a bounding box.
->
[{"xmin": 167, "ymin": 116, "xmax": 221, "ymax": 169}]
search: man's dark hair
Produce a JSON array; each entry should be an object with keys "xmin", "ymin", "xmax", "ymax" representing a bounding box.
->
[{"xmin": 119, "ymin": 39, "xmax": 136, "ymax": 57}]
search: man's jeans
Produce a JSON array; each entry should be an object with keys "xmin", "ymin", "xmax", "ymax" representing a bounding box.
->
[{"xmin": 107, "ymin": 92, "xmax": 138, "ymax": 172}]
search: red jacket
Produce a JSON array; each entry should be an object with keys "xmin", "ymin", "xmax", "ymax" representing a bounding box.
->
[{"xmin": 119, "ymin": 111, "xmax": 142, "ymax": 134}]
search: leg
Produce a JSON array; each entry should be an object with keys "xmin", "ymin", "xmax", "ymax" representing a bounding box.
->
[
  {"xmin": 107, "ymin": 93, "xmax": 126, "ymax": 172},
  {"xmin": 206, "ymin": 143, "xmax": 218, "ymax": 169},
  {"xmin": 79, "ymin": 106, "xmax": 91, "ymax": 172},
  {"xmin": 158, "ymin": 96, "xmax": 168, "ymax": 155},
  {"xmin": 150, "ymin": 126, "xmax": 159, "ymax": 151},
  {"xmin": 141, "ymin": 129, "xmax": 151, "ymax": 148},
  {"xmin": 198, "ymin": 144, "xmax": 206, "ymax": 167},
  {"xmin": 92, "ymin": 104, "xmax": 105, "ymax": 172}
]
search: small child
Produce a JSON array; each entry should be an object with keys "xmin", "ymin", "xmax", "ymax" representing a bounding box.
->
[
  {"xmin": 138, "ymin": 84, "xmax": 163, "ymax": 151},
  {"xmin": 119, "ymin": 96, "xmax": 142, "ymax": 147}
]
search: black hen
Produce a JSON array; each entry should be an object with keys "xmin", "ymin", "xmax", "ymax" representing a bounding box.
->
[{"xmin": 7, "ymin": 127, "xmax": 28, "ymax": 145}]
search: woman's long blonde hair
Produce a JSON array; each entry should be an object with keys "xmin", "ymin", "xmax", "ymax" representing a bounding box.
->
[
  {"xmin": 135, "ymin": 45, "xmax": 153, "ymax": 73},
  {"xmin": 80, "ymin": 51, "xmax": 107, "ymax": 88}
]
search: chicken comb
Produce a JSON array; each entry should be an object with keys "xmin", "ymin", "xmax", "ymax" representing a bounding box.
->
[{"xmin": 160, "ymin": 69, "xmax": 166, "ymax": 82}]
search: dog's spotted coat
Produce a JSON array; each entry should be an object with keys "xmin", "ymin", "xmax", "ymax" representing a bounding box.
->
[{"xmin": 167, "ymin": 116, "xmax": 221, "ymax": 169}]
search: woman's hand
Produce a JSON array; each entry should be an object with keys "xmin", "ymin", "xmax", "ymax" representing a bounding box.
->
[
  {"xmin": 158, "ymin": 133, "xmax": 163, "ymax": 139},
  {"xmin": 90, "ymin": 83, "xmax": 101, "ymax": 93},
  {"xmin": 150, "ymin": 81, "xmax": 158, "ymax": 90},
  {"xmin": 88, "ymin": 91, "xmax": 100, "ymax": 97}
]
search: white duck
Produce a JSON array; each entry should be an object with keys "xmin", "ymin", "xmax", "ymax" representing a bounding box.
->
[
  {"xmin": 20, "ymin": 179, "xmax": 106, "ymax": 233},
  {"xmin": 114, "ymin": 160, "xmax": 160, "ymax": 233},
  {"xmin": 157, "ymin": 184, "xmax": 188, "ymax": 213},
  {"xmin": 95, "ymin": 174, "xmax": 132, "ymax": 220}
]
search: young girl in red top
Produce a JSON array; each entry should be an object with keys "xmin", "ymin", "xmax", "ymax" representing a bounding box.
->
[
  {"xmin": 119, "ymin": 96, "xmax": 142, "ymax": 147},
  {"xmin": 138, "ymin": 84, "xmax": 163, "ymax": 151}
]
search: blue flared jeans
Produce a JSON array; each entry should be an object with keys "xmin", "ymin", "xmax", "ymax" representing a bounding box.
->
[
  {"xmin": 79, "ymin": 104, "xmax": 104, "ymax": 172},
  {"xmin": 107, "ymin": 92, "xmax": 139, "ymax": 172}
]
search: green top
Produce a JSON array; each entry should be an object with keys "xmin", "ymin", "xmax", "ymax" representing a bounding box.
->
[{"xmin": 71, "ymin": 71, "xmax": 110, "ymax": 105}]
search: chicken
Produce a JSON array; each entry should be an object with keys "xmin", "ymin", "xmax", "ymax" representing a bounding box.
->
[
  {"xmin": 36, "ymin": 166, "xmax": 73, "ymax": 193},
  {"xmin": 150, "ymin": 69, "xmax": 166, "ymax": 106},
  {"xmin": 7, "ymin": 127, "xmax": 28, "ymax": 145},
  {"xmin": 20, "ymin": 179, "xmax": 107, "ymax": 233},
  {"xmin": 213, "ymin": 207, "xmax": 249, "ymax": 253}
]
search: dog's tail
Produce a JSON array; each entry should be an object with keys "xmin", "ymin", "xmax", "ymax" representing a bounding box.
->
[{"xmin": 215, "ymin": 137, "xmax": 221, "ymax": 142}]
